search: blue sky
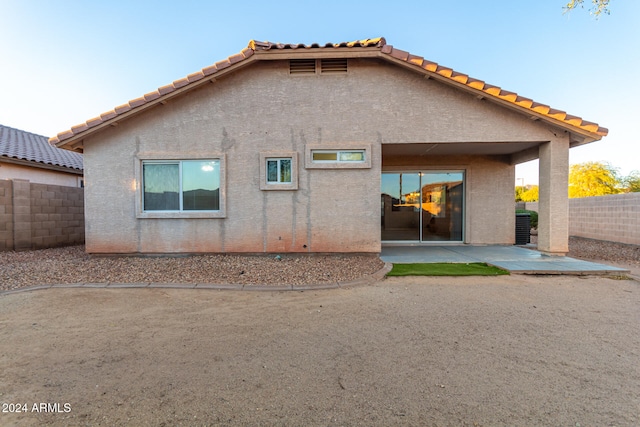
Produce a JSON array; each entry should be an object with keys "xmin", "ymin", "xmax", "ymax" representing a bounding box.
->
[{"xmin": 1, "ymin": 0, "xmax": 638, "ymax": 184}]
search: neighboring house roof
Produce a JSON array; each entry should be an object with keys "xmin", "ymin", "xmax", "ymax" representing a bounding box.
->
[
  {"xmin": 1, "ymin": 124, "xmax": 83, "ymax": 173},
  {"xmin": 50, "ymin": 37, "xmax": 607, "ymax": 152}
]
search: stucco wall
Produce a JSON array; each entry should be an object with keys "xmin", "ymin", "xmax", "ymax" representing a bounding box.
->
[
  {"xmin": 82, "ymin": 59, "xmax": 555, "ymax": 253},
  {"xmin": 0, "ymin": 162, "xmax": 82, "ymax": 187}
]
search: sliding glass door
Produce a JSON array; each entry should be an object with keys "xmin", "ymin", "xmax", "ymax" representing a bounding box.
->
[{"xmin": 381, "ymin": 171, "xmax": 464, "ymax": 242}]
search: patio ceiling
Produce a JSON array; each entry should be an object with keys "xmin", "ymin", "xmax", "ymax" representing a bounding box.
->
[{"xmin": 382, "ymin": 141, "xmax": 542, "ymax": 159}]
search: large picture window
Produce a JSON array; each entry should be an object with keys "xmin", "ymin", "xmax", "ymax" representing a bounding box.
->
[{"xmin": 142, "ymin": 160, "xmax": 220, "ymax": 212}]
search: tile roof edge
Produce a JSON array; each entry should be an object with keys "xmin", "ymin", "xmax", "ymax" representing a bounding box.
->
[
  {"xmin": 0, "ymin": 124, "xmax": 83, "ymax": 171},
  {"xmin": 0, "ymin": 155, "xmax": 84, "ymax": 173},
  {"xmin": 51, "ymin": 38, "xmax": 386, "ymax": 147},
  {"xmin": 50, "ymin": 36, "xmax": 606, "ymax": 147},
  {"xmin": 378, "ymin": 45, "xmax": 608, "ymax": 140},
  {"xmin": 51, "ymin": 44, "xmax": 260, "ymax": 147}
]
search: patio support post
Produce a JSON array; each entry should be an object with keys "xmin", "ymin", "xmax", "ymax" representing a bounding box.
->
[{"xmin": 537, "ymin": 137, "xmax": 569, "ymax": 255}]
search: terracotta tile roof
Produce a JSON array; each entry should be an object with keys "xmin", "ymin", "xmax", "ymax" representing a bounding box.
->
[
  {"xmin": 1, "ymin": 124, "xmax": 83, "ymax": 171},
  {"xmin": 248, "ymin": 38, "xmax": 386, "ymax": 50},
  {"xmin": 51, "ymin": 37, "xmax": 607, "ymax": 149}
]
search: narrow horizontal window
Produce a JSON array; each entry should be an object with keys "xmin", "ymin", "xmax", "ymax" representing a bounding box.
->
[
  {"xmin": 142, "ymin": 160, "xmax": 220, "ymax": 212},
  {"xmin": 311, "ymin": 150, "xmax": 365, "ymax": 163}
]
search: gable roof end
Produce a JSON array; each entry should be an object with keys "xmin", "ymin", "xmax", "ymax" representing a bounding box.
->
[{"xmin": 50, "ymin": 37, "xmax": 607, "ymax": 151}]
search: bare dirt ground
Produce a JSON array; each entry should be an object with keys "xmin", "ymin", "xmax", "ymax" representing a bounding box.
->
[{"xmin": 1, "ymin": 273, "xmax": 639, "ymax": 426}]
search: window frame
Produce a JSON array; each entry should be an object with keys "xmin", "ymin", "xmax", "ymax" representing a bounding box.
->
[
  {"xmin": 266, "ymin": 158, "xmax": 292, "ymax": 184},
  {"xmin": 135, "ymin": 153, "xmax": 226, "ymax": 219},
  {"xmin": 305, "ymin": 144, "xmax": 372, "ymax": 169},
  {"xmin": 260, "ymin": 152, "xmax": 298, "ymax": 191},
  {"xmin": 311, "ymin": 150, "xmax": 366, "ymax": 163}
]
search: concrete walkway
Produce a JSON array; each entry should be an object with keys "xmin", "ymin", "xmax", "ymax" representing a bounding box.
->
[{"xmin": 380, "ymin": 245, "xmax": 629, "ymax": 274}]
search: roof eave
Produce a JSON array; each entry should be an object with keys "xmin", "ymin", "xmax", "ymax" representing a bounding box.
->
[
  {"xmin": 376, "ymin": 51, "xmax": 607, "ymax": 145},
  {"xmin": 52, "ymin": 37, "xmax": 607, "ymax": 151},
  {"xmin": 53, "ymin": 49, "xmax": 259, "ymax": 151},
  {"xmin": 0, "ymin": 156, "xmax": 83, "ymax": 174}
]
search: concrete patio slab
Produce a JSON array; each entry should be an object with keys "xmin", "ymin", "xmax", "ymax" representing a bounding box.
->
[{"xmin": 380, "ymin": 245, "xmax": 629, "ymax": 275}]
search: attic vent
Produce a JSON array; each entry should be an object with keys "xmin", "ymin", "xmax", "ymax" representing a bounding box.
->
[
  {"xmin": 289, "ymin": 59, "xmax": 316, "ymax": 74},
  {"xmin": 321, "ymin": 58, "xmax": 348, "ymax": 74}
]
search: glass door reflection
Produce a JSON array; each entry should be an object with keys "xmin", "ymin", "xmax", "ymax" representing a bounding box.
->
[
  {"xmin": 381, "ymin": 171, "xmax": 464, "ymax": 242},
  {"xmin": 381, "ymin": 173, "xmax": 421, "ymax": 241}
]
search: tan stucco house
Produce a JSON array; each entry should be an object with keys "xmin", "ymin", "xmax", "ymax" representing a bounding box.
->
[{"xmin": 51, "ymin": 38, "xmax": 606, "ymax": 255}]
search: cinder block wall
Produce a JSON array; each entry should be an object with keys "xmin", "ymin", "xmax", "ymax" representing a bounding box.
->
[
  {"xmin": 525, "ymin": 193, "xmax": 640, "ymax": 245},
  {"xmin": 0, "ymin": 179, "xmax": 84, "ymax": 251},
  {"xmin": 0, "ymin": 180, "xmax": 14, "ymax": 251},
  {"xmin": 568, "ymin": 193, "xmax": 640, "ymax": 245}
]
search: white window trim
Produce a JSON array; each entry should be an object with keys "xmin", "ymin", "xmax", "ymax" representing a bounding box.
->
[
  {"xmin": 260, "ymin": 152, "xmax": 298, "ymax": 191},
  {"xmin": 311, "ymin": 149, "xmax": 366, "ymax": 163},
  {"xmin": 266, "ymin": 158, "xmax": 292, "ymax": 184},
  {"xmin": 135, "ymin": 153, "xmax": 226, "ymax": 219},
  {"xmin": 305, "ymin": 144, "xmax": 372, "ymax": 169}
]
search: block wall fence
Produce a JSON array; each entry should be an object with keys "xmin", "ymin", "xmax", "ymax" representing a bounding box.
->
[
  {"xmin": 524, "ymin": 192, "xmax": 640, "ymax": 246},
  {"xmin": 0, "ymin": 179, "xmax": 84, "ymax": 251}
]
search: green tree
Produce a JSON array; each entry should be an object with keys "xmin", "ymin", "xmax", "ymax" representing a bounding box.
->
[
  {"xmin": 622, "ymin": 170, "xmax": 640, "ymax": 192},
  {"xmin": 568, "ymin": 161, "xmax": 621, "ymax": 198},
  {"xmin": 564, "ymin": 0, "xmax": 611, "ymax": 17}
]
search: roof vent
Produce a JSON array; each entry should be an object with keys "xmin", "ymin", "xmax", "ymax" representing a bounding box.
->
[
  {"xmin": 321, "ymin": 58, "xmax": 348, "ymax": 74},
  {"xmin": 289, "ymin": 59, "xmax": 316, "ymax": 74}
]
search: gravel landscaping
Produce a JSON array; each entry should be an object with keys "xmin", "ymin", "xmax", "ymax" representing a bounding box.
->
[
  {"xmin": 0, "ymin": 246, "xmax": 385, "ymax": 292},
  {"xmin": 1, "ymin": 236, "xmax": 638, "ymax": 293},
  {"xmin": 567, "ymin": 236, "xmax": 640, "ymax": 268}
]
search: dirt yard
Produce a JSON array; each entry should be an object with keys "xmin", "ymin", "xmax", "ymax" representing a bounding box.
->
[{"xmin": 1, "ymin": 274, "xmax": 638, "ymax": 426}]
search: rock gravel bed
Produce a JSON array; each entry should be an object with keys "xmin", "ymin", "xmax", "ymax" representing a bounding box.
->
[
  {"xmin": 567, "ymin": 236, "xmax": 640, "ymax": 267},
  {"xmin": 2, "ymin": 237, "xmax": 638, "ymax": 292},
  {"xmin": 0, "ymin": 245, "xmax": 385, "ymax": 292}
]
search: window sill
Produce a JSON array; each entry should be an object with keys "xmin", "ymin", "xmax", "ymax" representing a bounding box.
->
[
  {"xmin": 260, "ymin": 183, "xmax": 298, "ymax": 191},
  {"xmin": 137, "ymin": 211, "xmax": 226, "ymax": 219}
]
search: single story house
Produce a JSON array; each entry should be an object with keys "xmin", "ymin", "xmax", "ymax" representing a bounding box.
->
[
  {"xmin": 51, "ymin": 38, "xmax": 606, "ymax": 255},
  {"xmin": 1, "ymin": 124, "xmax": 83, "ymax": 187}
]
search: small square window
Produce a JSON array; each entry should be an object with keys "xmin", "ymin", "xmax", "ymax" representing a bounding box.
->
[
  {"xmin": 260, "ymin": 152, "xmax": 298, "ymax": 190},
  {"xmin": 267, "ymin": 158, "xmax": 292, "ymax": 184}
]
